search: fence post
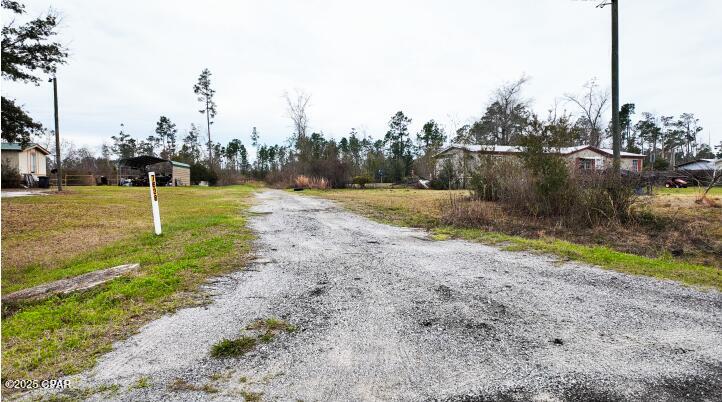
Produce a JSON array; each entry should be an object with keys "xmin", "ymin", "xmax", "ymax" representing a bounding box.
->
[{"xmin": 148, "ymin": 172, "xmax": 162, "ymax": 235}]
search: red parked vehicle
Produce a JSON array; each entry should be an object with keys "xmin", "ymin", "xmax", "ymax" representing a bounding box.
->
[{"xmin": 664, "ymin": 178, "xmax": 688, "ymax": 188}]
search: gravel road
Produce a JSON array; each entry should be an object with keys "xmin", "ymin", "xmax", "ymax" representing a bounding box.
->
[{"xmin": 50, "ymin": 190, "xmax": 721, "ymax": 401}]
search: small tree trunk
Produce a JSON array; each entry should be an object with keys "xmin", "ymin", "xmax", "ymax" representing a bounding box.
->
[{"xmin": 206, "ymin": 106, "xmax": 212, "ymax": 168}]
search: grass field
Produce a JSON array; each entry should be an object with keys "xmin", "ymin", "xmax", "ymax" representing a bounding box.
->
[
  {"xmin": 1, "ymin": 185, "xmax": 256, "ymax": 382},
  {"xmin": 303, "ymin": 187, "xmax": 721, "ymax": 291},
  {"xmin": 654, "ymin": 186, "xmax": 722, "ymax": 196}
]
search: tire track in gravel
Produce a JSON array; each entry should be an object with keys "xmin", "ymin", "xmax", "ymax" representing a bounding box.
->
[{"xmin": 43, "ymin": 189, "xmax": 722, "ymax": 402}]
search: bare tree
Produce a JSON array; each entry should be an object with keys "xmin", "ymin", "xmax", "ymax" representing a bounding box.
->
[
  {"xmin": 489, "ymin": 75, "xmax": 531, "ymax": 145},
  {"xmin": 565, "ymin": 78, "xmax": 609, "ymax": 147},
  {"xmin": 284, "ymin": 89, "xmax": 311, "ymax": 142},
  {"xmin": 679, "ymin": 162, "xmax": 722, "ymax": 205},
  {"xmin": 703, "ymin": 165, "xmax": 722, "ymax": 200}
]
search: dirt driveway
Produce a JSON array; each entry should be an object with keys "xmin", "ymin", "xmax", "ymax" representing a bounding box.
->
[{"xmin": 49, "ymin": 190, "xmax": 721, "ymax": 401}]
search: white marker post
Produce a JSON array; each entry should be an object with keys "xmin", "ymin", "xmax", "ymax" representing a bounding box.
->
[{"xmin": 148, "ymin": 172, "xmax": 162, "ymax": 235}]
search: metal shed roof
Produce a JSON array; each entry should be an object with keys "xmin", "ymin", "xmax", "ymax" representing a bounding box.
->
[
  {"xmin": 118, "ymin": 155, "xmax": 167, "ymax": 168},
  {"xmin": 119, "ymin": 156, "xmax": 192, "ymax": 169},
  {"xmin": 169, "ymin": 160, "xmax": 191, "ymax": 168},
  {"xmin": 1, "ymin": 143, "xmax": 51, "ymax": 155},
  {"xmin": 676, "ymin": 159, "xmax": 717, "ymax": 171}
]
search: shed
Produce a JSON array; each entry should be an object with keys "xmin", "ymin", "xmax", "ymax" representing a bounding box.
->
[
  {"xmin": 118, "ymin": 156, "xmax": 191, "ymax": 186},
  {"xmin": 1, "ymin": 143, "xmax": 51, "ymax": 176},
  {"xmin": 170, "ymin": 161, "xmax": 191, "ymax": 186}
]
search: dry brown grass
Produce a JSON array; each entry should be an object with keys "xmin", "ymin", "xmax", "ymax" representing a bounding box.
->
[
  {"xmin": 294, "ymin": 175, "xmax": 329, "ymax": 189},
  {"xmin": 1, "ymin": 189, "xmax": 150, "ymax": 272},
  {"xmin": 304, "ymin": 188, "xmax": 468, "ymax": 227}
]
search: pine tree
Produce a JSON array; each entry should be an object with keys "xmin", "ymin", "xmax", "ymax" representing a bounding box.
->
[{"xmin": 193, "ymin": 69, "xmax": 217, "ymax": 166}]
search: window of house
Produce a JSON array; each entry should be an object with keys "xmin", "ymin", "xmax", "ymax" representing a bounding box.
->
[
  {"xmin": 631, "ymin": 159, "xmax": 640, "ymax": 172},
  {"xmin": 579, "ymin": 158, "xmax": 595, "ymax": 170},
  {"xmin": 30, "ymin": 152, "xmax": 37, "ymax": 173}
]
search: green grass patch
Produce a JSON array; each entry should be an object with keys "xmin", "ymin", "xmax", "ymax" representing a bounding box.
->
[
  {"xmin": 212, "ymin": 316, "xmax": 296, "ymax": 357},
  {"xmin": 2, "ymin": 185, "xmax": 257, "ymax": 382},
  {"xmin": 210, "ymin": 336, "xmax": 258, "ymax": 358},
  {"xmin": 654, "ymin": 186, "xmax": 722, "ymax": 196},
  {"xmin": 133, "ymin": 376, "xmax": 151, "ymax": 389}
]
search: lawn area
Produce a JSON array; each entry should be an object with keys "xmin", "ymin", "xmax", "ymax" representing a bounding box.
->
[
  {"xmin": 654, "ymin": 186, "xmax": 722, "ymax": 196},
  {"xmin": 303, "ymin": 187, "xmax": 721, "ymax": 291},
  {"xmin": 1, "ymin": 185, "xmax": 256, "ymax": 382}
]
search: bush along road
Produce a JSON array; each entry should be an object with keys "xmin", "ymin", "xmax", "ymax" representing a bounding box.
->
[{"xmin": 37, "ymin": 190, "xmax": 722, "ymax": 401}]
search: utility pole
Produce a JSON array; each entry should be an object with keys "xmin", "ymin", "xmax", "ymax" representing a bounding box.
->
[
  {"xmin": 51, "ymin": 76, "xmax": 62, "ymax": 191},
  {"xmin": 611, "ymin": 0, "xmax": 621, "ymax": 173},
  {"xmin": 598, "ymin": 0, "xmax": 621, "ymax": 173}
]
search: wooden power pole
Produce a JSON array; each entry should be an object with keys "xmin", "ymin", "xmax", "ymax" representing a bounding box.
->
[
  {"xmin": 611, "ymin": 0, "xmax": 621, "ymax": 173},
  {"xmin": 52, "ymin": 76, "xmax": 62, "ymax": 191}
]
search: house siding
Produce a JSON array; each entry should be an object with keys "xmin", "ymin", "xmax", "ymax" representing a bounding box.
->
[
  {"xmin": 1, "ymin": 149, "xmax": 47, "ymax": 175},
  {"xmin": 566, "ymin": 149, "xmax": 638, "ymax": 171},
  {"xmin": 20, "ymin": 149, "xmax": 48, "ymax": 175}
]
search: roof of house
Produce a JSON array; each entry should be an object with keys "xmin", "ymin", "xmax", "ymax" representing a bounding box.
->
[
  {"xmin": 1, "ymin": 142, "xmax": 51, "ymax": 155},
  {"xmin": 119, "ymin": 155, "xmax": 168, "ymax": 168},
  {"xmin": 435, "ymin": 144, "xmax": 645, "ymax": 158},
  {"xmin": 119, "ymin": 156, "xmax": 192, "ymax": 169},
  {"xmin": 675, "ymin": 159, "xmax": 718, "ymax": 170},
  {"xmin": 170, "ymin": 160, "xmax": 191, "ymax": 168}
]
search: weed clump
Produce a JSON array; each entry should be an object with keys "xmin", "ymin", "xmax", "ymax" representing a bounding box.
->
[
  {"xmin": 210, "ymin": 317, "xmax": 296, "ymax": 358},
  {"xmin": 240, "ymin": 390, "xmax": 263, "ymax": 402},
  {"xmin": 210, "ymin": 336, "xmax": 257, "ymax": 358},
  {"xmin": 168, "ymin": 378, "xmax": 219, "ymax": 393}
]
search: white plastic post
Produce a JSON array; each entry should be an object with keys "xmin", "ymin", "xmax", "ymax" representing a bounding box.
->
[{"xmin": 148, "ymin": 171, "xmax": 162, "ymax": 235}]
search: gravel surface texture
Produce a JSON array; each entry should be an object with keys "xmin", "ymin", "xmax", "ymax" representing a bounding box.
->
[{"xmin": 39, "ymin": 190, "xmax": 722, "ymax": 401}]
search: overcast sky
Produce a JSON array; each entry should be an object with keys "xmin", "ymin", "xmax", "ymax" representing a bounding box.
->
[{"xmin": 4, "ymin": 0, "xmax": 722, "ymax": 156}]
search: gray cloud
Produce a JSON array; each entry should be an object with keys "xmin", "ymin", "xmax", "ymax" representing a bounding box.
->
[{"xmin": 4, "ymin": 0, "xmax": 721, "ymax": 154}]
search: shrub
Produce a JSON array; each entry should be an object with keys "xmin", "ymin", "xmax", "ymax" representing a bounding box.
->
[
  {"xmin": 1, "ymin": 161, "xmax": 21, "ymax": 188},
  {"xmin": 437, "ymin": 158, "xmax": 457, "ymax": 189},
  {"xmin": 190, "ymin": 163, "xmax": 218, "ymax": 185},
  {"xmin": 441, "ymin": 194, "xmax": 501, "ymax": 228},
  {"xmin": 469, "ymin": 156, "xmax": 525, "ymax": 202},
  {"xmin": 469, "ymin": 156, "xmax": 537, "ymax": 214},
  {"xmin": 464, "ymin": 144, "xmax": 639, "ymax": 228},
  {"xmin": 352, "ymin": 175, "xmax": 371, "ymax": 188},
  {"xmin": 429, "ymin": 179, "xmax": 447, "ymax": 190},
  {"xmin": 215, "ymin": 169, "xmax": 247, "ymax": 186},
  {"xmin": 571, "ymin": 170, "xmax": 640, "ymax": 226}
]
